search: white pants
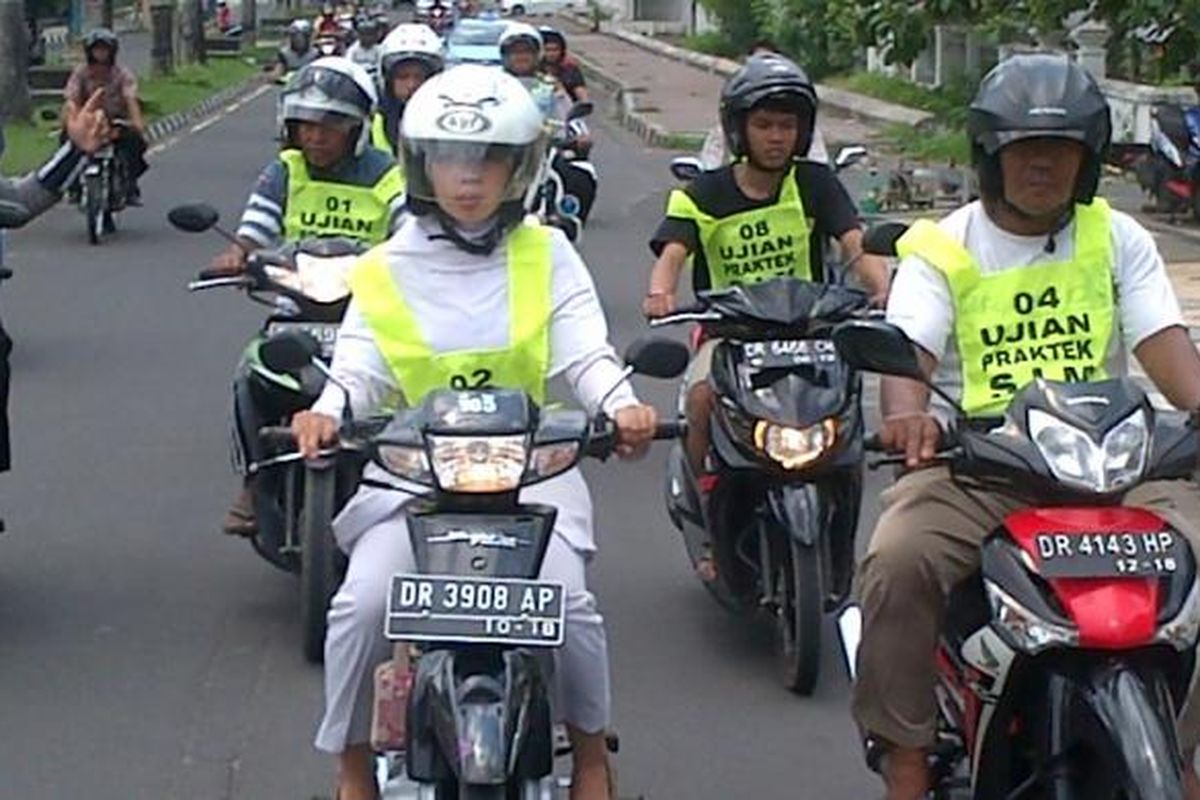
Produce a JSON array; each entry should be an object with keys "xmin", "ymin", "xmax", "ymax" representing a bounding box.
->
[{"xmin": 313, "ymin": 510, "xmax": 611, "ymax": 753}]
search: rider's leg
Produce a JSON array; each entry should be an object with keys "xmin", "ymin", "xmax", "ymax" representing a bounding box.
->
[
  {"xmin": 223, "ymin": 372, "xmax": 263, "ymax": 535},
  {"xmin": 682, "ymin": 339, "xmax": 718, "ymax": 478},
  {"xmin": 852, "ymin": 466, "xmax": 1022, "ymax": 799}
]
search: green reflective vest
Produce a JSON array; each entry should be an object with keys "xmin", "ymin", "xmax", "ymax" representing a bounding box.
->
[
  {"xmin": 896, "ymin": 199, "xmax": 1116, "ymax": 417},
  {"xmin": 371, "ymin": 112, "xmax": 393, "ymax": 155},
  {"xmin": 280, "ymin": 149, "xmax": 403, "ymax": 245},
  {"xmin": 347, "ymin": 222, "xmax": 553, "ymax": 405},
  {"xmin": 666, "ymin": 165, "xmax": 813, "ymax": 289}
]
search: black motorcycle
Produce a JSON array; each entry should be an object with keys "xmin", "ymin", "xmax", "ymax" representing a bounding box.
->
[
  {"xmin": 75, "ymin": 119, "xmax": 132, "ymax": 245},
  {"xmin": 653, "ymin": 277, "xmax": 870, "ymax": 694},
  {"xmin": 259, "ymin": 331, "xmax": 688, "ymax": 798},
  {"xmin": 539, "ymin": 102, "xmax": 597, "ymax": 244},
  {"xmin": 168, "ymin": 202, "xmax": 366, "ymax": 662}
]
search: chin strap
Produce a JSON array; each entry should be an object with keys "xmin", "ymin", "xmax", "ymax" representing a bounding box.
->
[
  {"xmin": 425, "ymin": 211, "xmax": 503, "ymax": 256},
  {"xmin": 990, "ymin": 195, "xmax": 1075, "ymax": 254}
]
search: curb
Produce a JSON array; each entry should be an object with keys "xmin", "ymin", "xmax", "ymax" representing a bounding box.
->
[
  {"xmin": 559, "ymin": 11, "xmax": 936, "ymax": 133},
  {"xmin": 572, "ymin": 52, "xmax": 674, "ymax": 148},
  {"xmin": 146, "ymin": 74, "xmax": 268, "ymax": 144}
]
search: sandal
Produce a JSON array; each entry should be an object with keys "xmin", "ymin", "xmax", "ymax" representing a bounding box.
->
[{"xmin": 221, "ymin": 487, "xmax": 257, "ymax": 537}]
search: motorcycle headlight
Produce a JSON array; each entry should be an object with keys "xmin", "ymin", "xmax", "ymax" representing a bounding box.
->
[
  {"xmin": 753, "ymin": 418, "xmax": 837, "ymax": 470},
  {"xmin": 1156, "ymin": 579, "xmax": 1200, "ymax": 650},
  {"xmin": 985, "ymin": 579, "xmax": 1078, "ymax": 653},
  {"xmin": 374, "ymin": 443, "xmax": 431, "ymax": 484},
  {"xmin": 429, "ymin": 434, "xmax": 527, "ymax": 493},
  {"xmin": 1028, "ymin": 408, "xmax": 1149, "ymax": 494}
]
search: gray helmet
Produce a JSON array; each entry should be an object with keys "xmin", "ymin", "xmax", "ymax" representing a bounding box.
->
[
  {"xmin": 719, "ymin": 53, "xmax": 817, "ymax": 160},
  {"xmin": 83, "ymin": 27, "xmax": 119, "ymax": 61},
  {"xmin": 968, "ymin": 53, "xmax": 1112, "ymax": 204}
]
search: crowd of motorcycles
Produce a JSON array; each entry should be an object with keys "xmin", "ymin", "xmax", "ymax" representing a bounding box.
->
[{"xmin": 101, "ymin": 9, "xmax": 1200, "ymax": 797}]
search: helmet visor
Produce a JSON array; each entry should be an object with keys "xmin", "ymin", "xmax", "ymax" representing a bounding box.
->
[
  {"xmin": 401, "ymin": 138, "xmax": 546, "ymax": 206},
  {"xmin": 988, "ymin": 128, "xmax": 1089, "ymax": 154}
]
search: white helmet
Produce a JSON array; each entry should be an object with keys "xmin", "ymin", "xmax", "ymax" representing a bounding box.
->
[
  {"xmin": 380, "ymin": 23, "xmax": 444, "ymax": 93},
  {"xmin": 499, "ymin": 21, "xmax": 542, "ymax": 62},
  {"xmin": 280, "ymin": 56, "xmax": 378, "ymax": 156},
  {"xmin": 401, "ymin": 65, "xmax": 547, "ymax": 228}
]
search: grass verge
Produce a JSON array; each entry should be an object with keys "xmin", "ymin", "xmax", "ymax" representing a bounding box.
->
[
  {"xmin": 1, "ymin": 56, "xmax": 260, "ymax": 175},
  {"xmin": 879, "ymin": 123, "xmax": 971, "ymax": 164}
]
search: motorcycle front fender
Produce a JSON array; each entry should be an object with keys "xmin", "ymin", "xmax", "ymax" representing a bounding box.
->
[{"xmin": 764, "ymin": 483, "xmax": 823, "ymax": 547}]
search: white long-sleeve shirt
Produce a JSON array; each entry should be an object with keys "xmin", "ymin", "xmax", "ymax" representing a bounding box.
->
[{"xmin": 316, "ymin": 214, "xmax": 639, "ymax": 553}]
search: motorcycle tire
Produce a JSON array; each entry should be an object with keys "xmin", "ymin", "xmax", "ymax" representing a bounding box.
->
[
  {"xmin": 775, "ymin": 538, "xmax": 821, "ymax": 695},
  {"xmin": 457, "ymin": 786, "xmax": 507, "ymax": 800},
  {"xmin": 1192, "ymin": 180, "xmax": 1200, "ymax": 225},
  {"xmin": 84, "ymin": 174, "xmax": 104, "ymax": 245},
  {"xmin": 299, "ymin": 462, "xmax": 338, "ymax": 664},
  {"xmin": 103, "ymin": 211, "xmax": 116, "ymax": 235}
]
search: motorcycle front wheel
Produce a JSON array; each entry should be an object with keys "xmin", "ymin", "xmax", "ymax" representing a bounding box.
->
[
  {"xmin": 83, "ymin": 174, "xmax": 104, "ymax": 245},
  {"xmin": 299, "ymin": 462, "xmax": 338, "ymax": 663},
  {"xmin": 775, "ymin": 537, "xmax": 821, "ymax": 695}
]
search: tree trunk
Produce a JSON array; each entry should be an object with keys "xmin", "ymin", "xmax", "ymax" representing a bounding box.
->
[
  {"xmin": 0, "ymin": 0, "xmax": 32, "ymax": 121},
  {"xmin": 240, "ymin": 0, "xmax": 255, "ymax": 45}
]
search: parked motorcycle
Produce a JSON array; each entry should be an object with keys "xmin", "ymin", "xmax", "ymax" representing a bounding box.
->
[
  {"xmin": 833, "ymin": 320, "xmax": 1200, "ymax": 795},
  {"xmin": 167, "ymin": 202, "xmax": 366, "ymax": 662},
  {"xmin": 75, "ymin": 119, "xmax": 132, "ymax": 245},
  {"xmin": 539, "ymin": 101, "xmax": 597, "ymax": 243},
  {"xmin": 652, "ymin": 277, "xmax": 870, "ymax": 695},
  {"xmin": 258, "ymin": 331, "xmax": 689, "ymax": 797},
  {"xmin": 1142, "ymin": 103, "xmax": 1200, "ymax": 222}
]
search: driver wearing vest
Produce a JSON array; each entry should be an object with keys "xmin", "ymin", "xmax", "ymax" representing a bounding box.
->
[
  {"xmin": 370, "ymin": 23, "xmax": 444, "ymax": 159},
  {"xmin": 210, "ymin": 57, "xmax": 405, "ymax": 538},
  {"xmin": 643, "ymin": 53, "xmax": 889, "ymax": 480},
  {"xmin": 855, "ymin": 54, "xmax": 1200, "ymax": 800},
  {"xmin": 288, "ymin": 65, "xmax": 657, "ymax": 800}
]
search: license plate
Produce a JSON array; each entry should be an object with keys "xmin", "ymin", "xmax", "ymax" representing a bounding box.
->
[
  {"xmin": 741, "ymin": 338, "xmax": 839, "ymax": 369},
  {"xmin": 265, "ymin": 321, "xmax": 339, "ymax": 356},
  {"xmin": 1034, "ymin": 530, "xmax": 1184, "ymax": 578},
  {"xmin": 386, "ymin": 574, "xmax": 566, "ymax": 647}
]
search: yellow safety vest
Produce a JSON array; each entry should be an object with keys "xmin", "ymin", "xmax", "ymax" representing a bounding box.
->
[
  {"xmin": 896, "ymin": 199, "xmax": 1116, "ymax": 417},
  {"xmin": 347, "ymin": 222, "xmax": 553, "ymax": 405},
  {"xmin": 666, "ymin": 165, "xmax": 813, "ymax": 289},
  {"xmin": 280, "ymin": 149, "xmax": 403, "ymax": 245},
  {"xmin": 371, "ymin": 112, "xmax": 393, "ymax": 155}
]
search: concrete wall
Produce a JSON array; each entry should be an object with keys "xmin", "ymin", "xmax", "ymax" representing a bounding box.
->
[{"xmin": 1102, "ymin": 79, "xmax": 1198, "ymax": 144}]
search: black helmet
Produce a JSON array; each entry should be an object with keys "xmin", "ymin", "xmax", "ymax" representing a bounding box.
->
[
  {"xmin": 83, "ymin": 27, "xmax": 119, "ymax": 61},
  {"xmin": 719, "ymin": 53, "xmax": 817, "ymax": 160},
  {"xmin": 968, "ymin": 53, "xmax": 1111, "ymax": 204},
  {"xmin": 538, "ymin": 25, "xmax": 566, "ymax": 50}
]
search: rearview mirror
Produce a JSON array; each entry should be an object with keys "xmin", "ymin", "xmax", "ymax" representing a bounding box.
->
[
  {"xmin": 831, "ymin": 320, "xmax": 925, "ymax": 381},
  {"xmin": 833, "ymin": 145, "xmax": 868, "ymax": 173},
  {"xmin": 260, "ymin": 330, "xmax": 321, "ymax": 374},
  {"xmin": 167, "ymin": 203, "xmax": 220, "ymax": 233},
  {"xmin": 862, "ymin": 222, "xmax": 909, "ymax": 257},
  {"xmin": 670, "ymin": 156, "xmax": 703, "ymax": 183},
  {"xmin": 0, "ymin": 199, "xmax": 32, "ymax": 229},
  {"xmin": 624, "ymin": 336, "xmax": 690, "ymax": 379},
  {"xmin": 566, "ymin": 101, "xmax": 594, "ymax": 122}
]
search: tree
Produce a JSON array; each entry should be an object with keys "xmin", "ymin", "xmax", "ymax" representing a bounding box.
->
[{"xmin": 0, "ymin": 0, "xmax": 32, "ymax": 120}]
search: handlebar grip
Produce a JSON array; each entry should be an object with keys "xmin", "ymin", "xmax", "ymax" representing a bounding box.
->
[
  {"xmin": 197, "ymin": 267, "xmax": 240, "ymax": 281},
  {"xmin": 655, "ymin": 419, "xmax": 687, "ymax": 440},
  {"xmin": 863, "ymin": 432, "xmax": 884, "ymax": 452},
  {"xmin": 259, "ymin": 425, "xmax": 296, "ymax": 447}
]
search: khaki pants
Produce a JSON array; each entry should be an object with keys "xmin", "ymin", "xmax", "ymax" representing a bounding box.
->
[{"xmin": 851, "ymin": 466, "xmax": 1200, "ymax": 751}]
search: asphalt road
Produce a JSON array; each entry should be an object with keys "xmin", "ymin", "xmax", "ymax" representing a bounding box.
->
[{"xmin": 5, "ymin": 81, "xmax": 1200, "ymax": 800}]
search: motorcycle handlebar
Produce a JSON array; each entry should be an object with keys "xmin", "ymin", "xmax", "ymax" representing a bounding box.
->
[{"xmin": 584, "ymin": 417, "xmax": 685, "ymax": 459}]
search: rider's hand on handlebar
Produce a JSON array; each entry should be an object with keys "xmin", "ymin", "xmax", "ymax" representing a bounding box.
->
[
  {"xmin": 292, "ymin": 411, "xmax": 339, "ymax": 459},
  {"xmin": 614, "ymin": 404, "xmax": 658, "ymax": 460},
  {"xmin": 880, "ymin": 412, "xmax": 942, "ymax": 469},
  {"xmin": 210, "ymin": 244, "xmax": 248, "ymax": 274},
  {"xmin": 642, "ymin": 291, "xmax": 676, "ymax": 319}
]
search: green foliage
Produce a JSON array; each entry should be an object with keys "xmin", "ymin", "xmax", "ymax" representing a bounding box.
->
[
  {"xmin": 828, "ymin": 71, "xmax": 976, "ymax": 126},
  {"xmin": 696, "ymin": 0, "xmax": 760, "ymax": 53},
  {"xmin": 680, "ymin": 31, "xmax": 742, "ymax": 59},
  {"xmin": 880, "ymin": 122, "xmax": 971, "ymax": 163}
]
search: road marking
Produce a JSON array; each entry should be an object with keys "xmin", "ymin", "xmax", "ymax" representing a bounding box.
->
[{"xmin": 149, "ymin": 84, "xmax": 272, "ymax": 155}]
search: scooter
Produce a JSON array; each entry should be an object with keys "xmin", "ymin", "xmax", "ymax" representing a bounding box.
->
[
  {"xmin": 653, "ymin": 277, "xmax": 871, "ymax": 695},
  {"xmin": 1142, "ymin": 103, "xmax": 1200, "ymax": 223},
  {"xmin": 539, "ymin": 101, "xmax": 597, "ymax": 244},
  {"xmin": 835, "ymin": 314, "xmax": 1200, "ymax": 798},
  {"xmin": 168, "ymin": 202, "xmax": 367, "ymax": 663},
  {"xmin": 75, "ymin": 119, "xmax": 132, "ymax": 246},
  {"xmin": 257, "ymin": 330, "xmax": 689, "ymax": 798}
]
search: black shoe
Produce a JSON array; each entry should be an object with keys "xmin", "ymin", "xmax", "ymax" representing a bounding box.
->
[{"xmin": 127, "ymin": 186, "xmax": 143, "ymax": 206}]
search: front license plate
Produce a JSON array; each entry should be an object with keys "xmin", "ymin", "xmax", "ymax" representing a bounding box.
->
[
  {"xmin": 1034, "ymin": 530, "xmax": 1184, "ymax": 578},
  {"xmin": 741, "ymin": 338, "xmax": 839, "ymax": 369},
  {"xmin": 386, "ymin": 574, "xmax": 566, "ymax": 647},
  {"xmin": 265, "ymin": 321, "xmax": 339, "ymax": 356}
]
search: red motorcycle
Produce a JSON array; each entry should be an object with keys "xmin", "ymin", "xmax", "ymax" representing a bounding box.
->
[{"xmin": 835, "ymin": 317, "xmax": 1200, "ymax": 799}]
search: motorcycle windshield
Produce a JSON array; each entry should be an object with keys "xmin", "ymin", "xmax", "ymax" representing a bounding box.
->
[{"xmin": 700, "ymin": 278, "xmax": 868, "ymax": 336}]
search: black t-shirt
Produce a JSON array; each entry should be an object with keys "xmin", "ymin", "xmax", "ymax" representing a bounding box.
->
[{"xmin": 650, "ymin": 162, "xmax": 860, "ymax": 295}]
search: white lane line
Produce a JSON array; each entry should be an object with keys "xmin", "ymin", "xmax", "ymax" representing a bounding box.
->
[{"xmin": 149, "ymin": 84, "xmax": 272, "ymax": 155}]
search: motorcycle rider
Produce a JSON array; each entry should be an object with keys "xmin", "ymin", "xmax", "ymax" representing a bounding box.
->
[
  {"xmin": 500, "ymin": 23, "xmax": 564, "ymax": 119},
  {"xmin": 289, "ymin": 64, "xmax": 655, "ymax": 800},
  {"xmin": 316, "ymin": 4, "xmax": 341, "ymax": 38},
  {"xmin": 370, "ymin": 23, "xmax": 443, "ymax": 157},
  {"xmin": 345, "ymin": 14, "xmax": 386, "ymax": 84},
  {"xmin": 63, "ymin": 28, "xmax": 149, "ymax": 204},
  {"xmin": 273, "ymin": 19, "xmax": 319, "ymax": 79},
  {"xmin": 643, "ymin": 53, "xmax": 889, "ymax": 479},
  {"xmin": 854, "ymin": 53, "xmax": 1200, "ymax": 800},
  {"xmin": 538, "ymin": 26, "xmax": 588, "ymax": 104},
  {"xmin": 210, "ymin": 57, "xmax": 405, "ymax": 536}
]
